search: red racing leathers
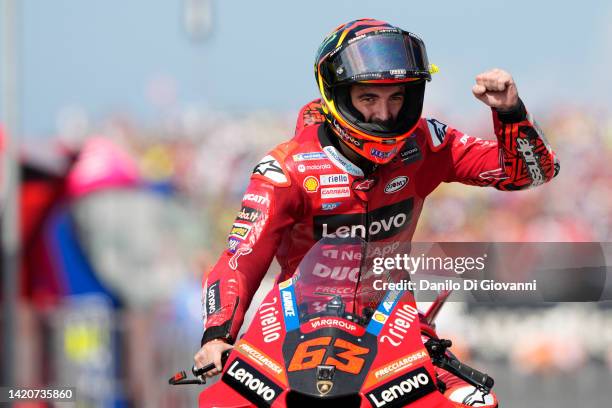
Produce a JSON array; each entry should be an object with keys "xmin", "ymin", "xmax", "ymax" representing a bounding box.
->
[{"xmin": 201, "ymin": 98, "xmax": 559, "ymax": 346}]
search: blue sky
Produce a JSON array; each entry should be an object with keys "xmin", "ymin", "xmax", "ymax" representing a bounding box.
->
[{"xmin": 1, "ymin": 0, "xmax": 610, "ymax": 137}]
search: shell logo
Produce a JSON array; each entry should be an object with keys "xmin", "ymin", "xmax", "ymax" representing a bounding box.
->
[{"xmin": 303, "ymin": 176, "xmax": 320, "ymax": 193}]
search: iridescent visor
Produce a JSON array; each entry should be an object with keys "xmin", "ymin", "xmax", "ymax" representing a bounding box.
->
[{"xmin": 330, "ymin": 32, "xmax": 430, "ymax": 82}]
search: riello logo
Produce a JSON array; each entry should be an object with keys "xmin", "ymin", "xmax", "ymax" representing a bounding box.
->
[{"xmin": 313, "ymin": 199, "xmax": 413, "ymax": 241}]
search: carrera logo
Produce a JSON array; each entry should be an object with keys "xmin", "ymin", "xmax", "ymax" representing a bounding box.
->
[
  {"xmin": 516, "ymin": 137, "xmax": 544, "ymax": 186},
  {"xmin": 223, "ymin": 358, "xmax": 282, "ymax": 407},
  {"xmin": 384, "ymin": 176, "xmax": 409, "ymax": 194},
  {"xmin": 366, "ymin": 367, "xmax": 436, "ymax": 408},
  {"xmin": 320, "ymin": 173, "xmax": 349, "ymax": 186},
  {"xmin": 313, "ymin": 199, "xmax": 413, "ymax": 241},
  {"xmin": 321, "ymin": 186, "xmax": 351, "ymax": 199}
]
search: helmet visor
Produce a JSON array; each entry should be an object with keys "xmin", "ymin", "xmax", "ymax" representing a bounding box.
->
[{"xmin": 329, "ymin": 31, "xmax": 430, "ymax": 83}]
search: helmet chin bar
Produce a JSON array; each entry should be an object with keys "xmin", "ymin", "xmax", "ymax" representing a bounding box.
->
[{"xmin": 333, "ymin": 81, "xmax": 426, "ymax": 139}]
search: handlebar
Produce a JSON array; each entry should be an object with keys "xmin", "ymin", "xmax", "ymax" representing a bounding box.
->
[
  {"xmin": 169, "ymin": 349, "xmax": 232, "ymax": 385},
  {"xmin": 425, "ymin": 338, "xmax": 494, "ymax": 394}
]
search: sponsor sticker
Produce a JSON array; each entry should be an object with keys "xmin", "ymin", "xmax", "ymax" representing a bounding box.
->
[
  {"xmin": 293, "ymin": 152, "xmax": 327, "ymax": 161},
  {"xmin": 399, "ymin": 139, "xmax": 422, "ymax": 164},
  {"xmin": 297, "ymin": 163, "xmax": 332, "ymax": 173},
  {"xmin": 229, "ymin": 247, "xmax": 253, "ymax": 270},
  {"xmin": 243, "ymin": 193, "xmax": 269, "ymax": 206},
  {"xmin": 321, "ymin": 186, "xmax": 351, "ymax": 199},
  {"xmin": 323, "ymin": 146, "xmax": 364, "ymax": 177},
  {"xmin": 222, "ymin": 358, "xmax": 282, "ymax": 407},
  {"xmin": 252, "ymin": 155, "xmax": 290, "ymax": 186},
  {"xmin": 321, "ymin": 202, "xmax": 342, "ymax": 211},
  {"xmin": 364, "ymin": 349, "xmax": 429, "ymax": 388},
  {"xmin": 370, "ymin": 148, "xmax": 397, "ymax": 160},
  {"xmin": 303, "ymin": 176, "xmax": 320, "ymax": 193},
  {"xmin": 366, "ymin": 367, "xmax": 436, "ymax": 408},
  {"xmin": 236, "ymin": 206, "xmax": 261, "ymax": 223},
  {"xmin": 230, "ymin": 223, "xmax": 252, "ymax": 240},
  {"xmin": 516, "ymin": 137, "xmax": 544, "ymax": 186},
  {"xmin": 320, "ymin": 173, "xmax": 349, "ymax": 186},
  {"xmin": 313, "ymin": 198, "xmax": 413, "ymax": 241},
  {"xmin": 384, "ymin": 176, "xmax": 409, "ymax": 194},
  {"xmin": 426, "ymin": 118, "xmax": 448, "ymax": 147},
  {"xmin": 236, "ymin": 340, "xmax": 287, "ymax": 384},
  {"xmin": 228, "ymin": 237, "xmax": 242, "ymax": 254},
  {"xmin": 259, "ymin": 297, "xmax": 282, "ymax": 343},
  {"xmin": 353, "ymin": 178, "xmax": 377, "ymax": 191},
  {"xmin": 301, "ymin": 317, "xmax": 364, "ymax": 336},
  {"xmin": 279, "ymin": 284, "xmax": 299, "ymax": 331},
  {"xmin": 206, "ymin": 280, "xmax": 221, "ymax": 316}
]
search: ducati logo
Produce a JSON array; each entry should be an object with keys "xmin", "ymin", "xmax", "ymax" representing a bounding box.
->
[{"xmin": 317, "ymin": 380, "xmax": 334, "ymax": 396}]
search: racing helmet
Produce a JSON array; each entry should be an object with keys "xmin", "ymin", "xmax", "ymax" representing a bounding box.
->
[{"xmin": 315, "ymin": 18, "xmax": 437, "ymax": 164}]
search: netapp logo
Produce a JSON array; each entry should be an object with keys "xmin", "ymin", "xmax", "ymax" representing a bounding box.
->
[
  {"xmin": 313, "ymin": 199, "xmax": 413, "ymax": 241},
  {"xmin": 516, "ymin": 137, "xmax": 544, "ymax": 186},
  {"xmin": 367, "ymin": 367, "xmax": 436, "ymax": 408},
  {"xmin": 223, "ymin": 358, "xmax": 282, "ymax": 407}
]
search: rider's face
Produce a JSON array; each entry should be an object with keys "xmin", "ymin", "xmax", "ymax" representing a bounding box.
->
[{"xmin": 350, "ymin": 84, "xmax": 405, "ymax": 125}]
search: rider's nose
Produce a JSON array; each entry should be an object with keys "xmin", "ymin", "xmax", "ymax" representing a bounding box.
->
[{"xmin": 373, "ymin": 102, "xmax": 392, "ymax": 122}]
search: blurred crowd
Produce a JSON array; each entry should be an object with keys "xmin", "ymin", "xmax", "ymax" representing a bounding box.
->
[{"xmin": 3, "ymin": 102, "xmax": 612, "ymax": 406}]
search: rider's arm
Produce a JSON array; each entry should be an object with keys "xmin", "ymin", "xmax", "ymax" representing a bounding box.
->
[
  {"xmin": 433, "ymin": 99, "xmax": 559, "ymax": 190},
  {"xmin": 200, "ymin": 146, "xmax": 301, "ymax": 346}
]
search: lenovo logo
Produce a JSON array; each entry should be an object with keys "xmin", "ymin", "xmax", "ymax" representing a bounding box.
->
[
  {"xmin": 367, "ymin": 367, "xmax": 436, "ymax": 408},
  {"xmin": 313, "ymin": 199, "xmax": 413, "ymax": 241}
]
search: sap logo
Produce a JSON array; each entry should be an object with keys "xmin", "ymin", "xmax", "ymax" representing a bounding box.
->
[
  {"xmin": 312, "ymin": 263, "xmax": 360, "ymax": 282},
  {"xmin": 321, "ymin": 202, "xmax": 342, "ymax": 211},
  {"xmin": 223, "ymin": 359, "xmax": 282, "ymax": 405},
  {"xmin": 282, "ymin": 290, "xmax": 296, "ymax": 317},
  {"xmin": 384, "ymin": 176, "xmax": 409, "ymax": 194},
  {"xmin": 367, "ymin": 367, "xmax": 435, "ymax": 407},
  {"xmin": 314, "ymin": 199, "xmax": 413, "ymax": 241},
  {"xmin": 516, "ymin": 137, "xmax": 544, "ymax": 186},
  {"xmin": 258, "ymin": 297, "xmax": 281, "ymax": 343},
  {"xmin": 380, "ymin": 304, "xmax": 419, "ymax": 347}
]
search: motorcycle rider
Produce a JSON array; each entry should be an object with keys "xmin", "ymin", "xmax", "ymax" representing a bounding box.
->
[{"xmin": 194, "ymin": 18, "xmax": 559, "ymax": 406}]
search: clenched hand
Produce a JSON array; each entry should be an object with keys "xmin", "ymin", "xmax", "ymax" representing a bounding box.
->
[{"xmin": 472, "ymin": 68, "xmax": 519, "ymax": 111}]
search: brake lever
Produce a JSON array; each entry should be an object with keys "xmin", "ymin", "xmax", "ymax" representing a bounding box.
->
[
  {"xmin": 169, "ymin": 349, "xmax": 232, "ymax": 385},
  {"xmin": 425, "ymin": 338, "xmax": 494, "ymax": 394}
]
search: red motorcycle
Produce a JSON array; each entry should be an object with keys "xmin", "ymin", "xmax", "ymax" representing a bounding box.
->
[{"xmin": 171, "ymin": 238, "xmax": 496, "ymax": 407}]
